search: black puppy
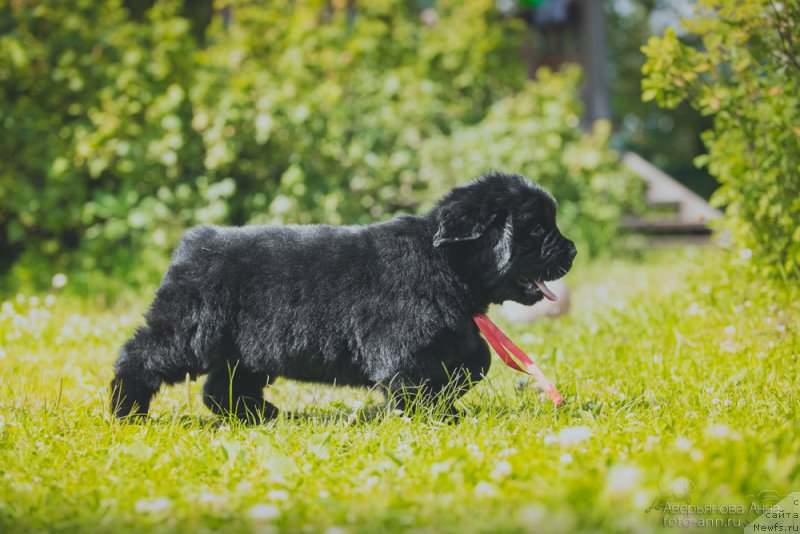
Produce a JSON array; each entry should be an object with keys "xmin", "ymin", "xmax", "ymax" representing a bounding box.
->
[{"xmin": 111, "ymin": 172, "xmax": 576, "ymax": 422}]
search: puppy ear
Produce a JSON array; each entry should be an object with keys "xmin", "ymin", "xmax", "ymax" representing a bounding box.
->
[
  {"xmin": 433, "ymin": 204, "xmax": 497, "ymax": 248},
  {"xmin": 492, "ymin": 214, "xmax": 514, "ymax": 275}
]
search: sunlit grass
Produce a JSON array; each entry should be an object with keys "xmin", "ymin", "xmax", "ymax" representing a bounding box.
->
[{"xmin": 0, "ymin": 247, "xmax": 797, "ymax": 533}]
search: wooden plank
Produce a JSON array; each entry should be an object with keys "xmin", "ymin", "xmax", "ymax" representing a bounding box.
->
[{"xmin": 622, "ymin": 151, "xmax": 722, "ymax": 225}]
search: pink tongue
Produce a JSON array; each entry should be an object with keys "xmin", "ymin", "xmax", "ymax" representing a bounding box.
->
[{"xmin": 534, "ymin": 280, "xmax": 558, "ymax": 301}]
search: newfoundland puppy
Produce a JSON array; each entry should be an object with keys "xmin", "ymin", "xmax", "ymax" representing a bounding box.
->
[{"xmin": 111, "ymin": 172, "xmax": 576, "ymax": 422}]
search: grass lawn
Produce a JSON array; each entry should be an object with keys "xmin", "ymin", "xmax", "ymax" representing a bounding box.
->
[{"xmin": 0, "ymin": 247, "xmax": 797, "ymax": 533}]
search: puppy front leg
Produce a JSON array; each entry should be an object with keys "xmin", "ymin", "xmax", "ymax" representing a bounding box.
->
[
  {"xmin": 383, "ymin": 369, "xmax": 478, "ymax": 421},
  {"xmin": 110, "ymin": 321, "xmax": 201, "ymax": 421},
  {"xmin": 110, "ymin": 329, "xmax": 164, "ymax": 420}
]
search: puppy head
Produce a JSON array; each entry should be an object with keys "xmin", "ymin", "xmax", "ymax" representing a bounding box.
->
[{"xmin": 433, "ymin": 172, "xmax": 577, "ymax": 306}]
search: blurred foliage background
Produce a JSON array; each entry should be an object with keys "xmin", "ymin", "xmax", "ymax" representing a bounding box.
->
[
  {"xmin": 642, "ymin": 0, "xmax": 800, "ymax": 280},
  {"xmin": 605, "ymin": 0, "xmax": 716, "ymax": 199},
  {"xmin": 0, "ymin": 0, "xmax": 645, "ymax": 294},
  {"xmin": 7, "ymin": 0, "xmax": 794, "ymax": 294}
]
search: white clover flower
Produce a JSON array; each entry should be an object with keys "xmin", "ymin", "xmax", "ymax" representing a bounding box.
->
[
  {"xmin": 518, "ymin": 504, "xmax": 547, "ymax": 529},
  {"xmin": 497, "ymin": 447, "xmax": 518, "ymax": 458},
  {"xmin": 466, "ymin": 443, "xmax": 483, "ymax": 459},
  {"xmin": 134, "ymin": 497, "xmax": 172, "ymax": 514},
  {"xmin": 44, "ymin": 295, "xmax": 56, "ymax": 307},
  {"xmin": 236, "ymin": 481, "xmax": 253, "ymax": 492},
  {"xmin": 633, "ymin": 490, "xmax": 651, "ymax": 509},
  {"xmin": 346, "ymin": 411, "xmax": 359, "ymax": 425},
  {"xmin": 559, "ymin": 453, "xmax": 573, "ymax": 464},
  {"xmin": 521, "ymin": 333, "xmax": 541, "ymax": 345},
  {"xmin": 491, "ymin": 460, "xmax": 512, "ymax": 480},
  {"xmin": 269, "ymin": 195, "xmax": 292, "ymax": 215},
  {"xmin": 706, "ymin": 423, "xmax": 740, "ymax": 440},
  {"xmin": 267, "ymin": 489, "xmax": 289, "ymax": 501},
  {"xmin": 248, "ymin": 503, "xmax": 280, "ymax": 522},
  {"xmin": 685, "ymin": 302, "xmax": 704, "ymax": 316},
  {"xmin": 606, "ymin": 465, "xmax": 642, "ymax": 496},
  {"xmin": 670, "ymin": 477, "xmax": 693, "ymax": 499},
  {"xmin": 52, "ymin": 273, "xmax": 68, "ymax": 289},
  {"xmin": 474, "ymin": 481, "xmax": 498, "ymax": 497},
  {"xmin": 198, "ymin": 492, "xmax": 227, "ymax": 508},
  {"xmin": 557, "ymin": 425, "xmax": 593, "ymax": 447},
  {"xmin": 11, "ymin": 315, "xmax": 28, "ymax": 330},
  {"xmin": 675, "ymin": 437, "xmax": 692, "ymax": 451},
  {"xmin": 739, "ymin": 248, "xmax": 752, "ymax": 260},
  {"xmin": 724, "ymin": 325, "xmax": 736, "ymax": 335},
  {"xmin": 430, "ymin": 461, "xmax": 450, "ymax": 477}
]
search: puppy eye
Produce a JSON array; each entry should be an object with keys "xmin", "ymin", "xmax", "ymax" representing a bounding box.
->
[{"xmin": 530, "ymin": 226, "xmax": 545, "ymax": 238}]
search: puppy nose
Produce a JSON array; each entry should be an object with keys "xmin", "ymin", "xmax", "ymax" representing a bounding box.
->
[{"xmin": 567, "ymin": 242, "xmax": 577, "ymax": 261}]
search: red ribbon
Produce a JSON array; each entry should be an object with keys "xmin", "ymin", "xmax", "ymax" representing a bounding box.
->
[{"xmin": 473, "ymin": 313, "xmax": 564, "ymax": 406}]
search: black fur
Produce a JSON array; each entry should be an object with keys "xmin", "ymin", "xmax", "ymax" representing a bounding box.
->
[{"xmin": 110, "ymin": 172, "xmax": 576, "ymax": 422}]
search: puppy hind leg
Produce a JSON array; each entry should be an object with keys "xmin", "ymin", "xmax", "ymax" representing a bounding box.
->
[{"xmin": 202, "ymin": 363, "xmax": 278, "ymax": 424}]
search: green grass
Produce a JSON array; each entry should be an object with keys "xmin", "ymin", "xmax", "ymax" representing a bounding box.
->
[{"xmin": 1, "ymin": 247, "xmax": 798, "ymax": 533}]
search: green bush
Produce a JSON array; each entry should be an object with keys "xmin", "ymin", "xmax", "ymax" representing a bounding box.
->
[
  {"xmin": 1, "ymin": 0, "xmax": 639, "ymax": 293},
  {"xmin": 642, "ymin": 0, "xmax": 800, "ymax": 280},
  {"xmin": 191, "ymin": 0, "xmax": 526, "ymax": 227},
  {"xmin": 418, "ymin": 67, "xmax": 642, "ymax": 258},
  {"xmin": 0, "ymin": 0, "xmax": 203, "ymax": 288}
]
